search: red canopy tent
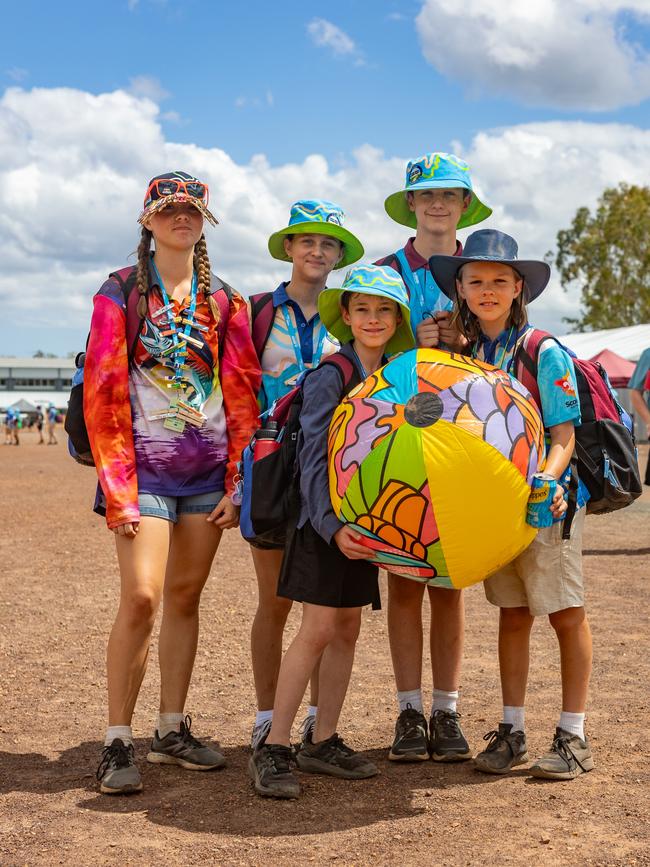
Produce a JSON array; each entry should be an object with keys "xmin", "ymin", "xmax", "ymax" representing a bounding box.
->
[{"xmin": 589, "ymin": 349, "xmax": 636, "ymax": 388}]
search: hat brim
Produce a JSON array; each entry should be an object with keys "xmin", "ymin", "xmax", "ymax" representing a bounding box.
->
[
  {"xmin": 429, "ymin": 255, "xmax": 551, "ymax": 304},
  {"xmin": 138, "ymin": 193, "xmax": 218, "ymax": 227},
  {"xmin": 317, "ymin": 286, "xmax": 415, "ymax": 355},
  {"xmin": 384, "ymin": 180, "xmax": 492, "ymax": 230},
  {"xmin": 268, "ymin": 221, "xmax": 364, "ymax": 269}
]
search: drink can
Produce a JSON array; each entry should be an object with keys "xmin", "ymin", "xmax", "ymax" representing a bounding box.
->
[{"xmin": 526, "ymin": 472, "xmax": 557, "ymax": 528}]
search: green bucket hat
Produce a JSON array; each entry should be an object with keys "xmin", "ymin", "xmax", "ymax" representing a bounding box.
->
[
  {"xmin": 318, "ymin": 264, "xmax": 415, "ymax": 355},
  {"xmin": 268, "ymin": 199, "xmax": 364, "ymax": 269},
  {"xmin": 384, "ymin": 152, "xmax": 492, "ymax": 230}
]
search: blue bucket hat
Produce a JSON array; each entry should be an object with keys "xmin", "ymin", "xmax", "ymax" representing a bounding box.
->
[
  {"xmin": 384, "ymin": 152, "xmax": 492, "ymax": 230},
  {"xmin": 317, "ymin": 264, "xmax": 415, "ymax": 355},
  {"xmin": 429, "ymin": 230, "xmax": 551, "ymax": 304},
  {"xmin": 268, "ymin": 199, "xmax": 364, "ymax": 269}
]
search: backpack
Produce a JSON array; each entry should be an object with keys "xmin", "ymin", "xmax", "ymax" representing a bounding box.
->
[
  {"xmin": 65, "ymin": 266, "xmax": 233, "ymax": 466},
  {"xmin": 249, "ymin": 292, "xmax": 275, "ymax": 358},
  {"xmin": 514, "ymin": 328, "xmax": 642, "ymax": 529},
  {"xmin": 239, "ymin": 352, "xmax": 359, "ymax": 546}
]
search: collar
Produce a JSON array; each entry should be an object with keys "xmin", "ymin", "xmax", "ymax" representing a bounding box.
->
[
  {"xmin": 477, "ymin": 323, "xmax": 530, "ymax": 356},
  {"xmin": 403, "ymin": 237, "xmax": 463, "ymax": 270},
  {"xmin": 272, "ymin": 281, "xmax": 291, "ymax": 307}
]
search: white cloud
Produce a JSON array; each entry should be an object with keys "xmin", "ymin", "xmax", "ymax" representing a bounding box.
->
[
  {"xmin": 1, "ymin": 85, "xmax": 649, "ymax": 353},
  {"xmin": 416, "ymin": 0, "xmax": 650, "ymax": 110},
  {"xmin": 128, "ymin": 75, "xmax": 169, "ymax": 102},
  {"xmin": 307, "ymin": 18, "xmax": 365, "ymax": 65}
]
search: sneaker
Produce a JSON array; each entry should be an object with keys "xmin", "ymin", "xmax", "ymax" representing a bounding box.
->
[
  {"xmin": 251, "ymin": 718, "xmax": 273, "ymax": 752},
  {"xmin": 146, "ymin": 715, "xmax": 226, "ymax": 771},
  {"xmin": 529, "ymin": 727, "xmax": 594, "ymax": 780},
  {"xmin": 296, "ymin": 733, "xmax": 378, "ymax": 779},
  {"xmin": 429, "ymin": 709, "xmax": 472, "ymax": 761},
  {"xmin": 474, "ymin": 723, "xmax": 528, "ymax": 774},
  {"xmin": 388, "ymin": 704, "xmax": 429, "ymax": 762},
  {"xmin": 249, "ymin": 743, "xmax": 300, "ymax": 799},
  {"xmin": 96, "ymin": 739, "xmax": 143, "ymax": 795}
]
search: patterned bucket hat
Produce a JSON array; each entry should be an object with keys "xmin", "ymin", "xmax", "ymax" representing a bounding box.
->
[
  {"xmin": 318, "ymin": 264, "xmax": 415, "ymax": 355},
  {"xmin": 384, "ymin": 152, "xmax": 492, "ymax": 230},
  {"xmin": 138, "ymin": 170, "xmax": 218, "ymax": 226},
  {"xmin": 268, "ymin": 199, "xmax": 364, "ymax": 269}
]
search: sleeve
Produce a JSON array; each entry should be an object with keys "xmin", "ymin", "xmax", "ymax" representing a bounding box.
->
[
  {"xmin": 298, "ymin": 365, "xmax": 345, "ymax": 544},
  {"xmin": 536, "ymin": 342, "xmax": 581, "ymax": 428},
  {"xmin": 628, "ymin": 348, "xmax": 650, "ymax": 392},
  {"xmin": 84, "ymin": 285, "xmax": 140, "ymax": 529},
  {"xmin": 220, "ymin": 291, "xmax": 262, "ymax": 495}
]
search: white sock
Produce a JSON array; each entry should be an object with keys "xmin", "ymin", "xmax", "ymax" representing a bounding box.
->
[
  {"xmin": 157, "ymin": 712, "xmax": 184, "ymax": 738},
  {"xmin": 105, "ymin": 725, "xmax": 133, "ymax": 747},
  {"xmin": 503, "ymin": 706, "xmax": 526, "ymax": 733},
  {"xmin": 397, "ymin": 689, "xmax": 423, "ymax": 714},
  {"xmin": 255, "ymin": 709, "xmax": 273, "ymax": 728},
  {"xmin": 431, "ymin": 689, "xmax": 459, "ymax": 714},
  {"xmin": 307, "ymin": 704, "xmax": 318, "ymax": 719},
  {"xmin": 559, "ymin": 711, "xmax": 585, "ymax": 740}
]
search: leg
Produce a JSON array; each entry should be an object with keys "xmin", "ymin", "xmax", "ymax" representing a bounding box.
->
[
  {"xmin": 428, "ymin": 586, "xmax": 464, "ymax": 693},
  {"xmin": 249, "ymin": 546, "xmax": 293, "ymax": 711},
  {"xmin": 498, "ymin": 606, "xmax": 535, "ymax": 707},
  {"xmin": 158, "ymin": 514, "xmax": 222, "ymax": 713},
  {"xmin": 549, "ymin": 606, "xmax": 592, "ymax": 713},
  {"xmin": 312, "ymin": 608, "xmax": 361, "ymax": 742},
  {"xmin": 107, "ymin": 517, "xmax": 172, "ymax": 725},
  {"xmin": 387, "ymin": 573, "xmax": 425, "ymax": 691}
]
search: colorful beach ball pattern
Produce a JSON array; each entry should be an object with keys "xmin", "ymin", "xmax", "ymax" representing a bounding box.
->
[{"xmin": 328, "ymin": 349, "xmax": 545, "ymax": 589}]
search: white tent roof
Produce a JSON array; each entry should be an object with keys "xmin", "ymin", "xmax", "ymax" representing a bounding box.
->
[
  {"xmin": 0, "ymin": 390, "xmax": 70, "ymax": 411},
  {"xmin": 556, "ymin": 324, "xmax": 650, "ymax": 362}
]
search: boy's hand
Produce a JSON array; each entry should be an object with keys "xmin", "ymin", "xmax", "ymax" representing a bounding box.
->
[
  {"xmin": 207, "ymin": 495, "xmax": 239, "ymax": 529},
  {"xmin": 416, "ymin": 315, "xmax": 441, "ymax": 348},
  {"xmin": 334, "ymin": 526, "xmax": 373, "ymax": 560},
  {"xmin": 436, "ymin": 312, "xmax": 467, "ymax": 352},
  {"xmin": 550, "ymin": 483, "xmax": 567, "ymax": 519}
]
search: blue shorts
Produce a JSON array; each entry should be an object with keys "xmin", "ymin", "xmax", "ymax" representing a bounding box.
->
[{"xmin": 138, "ymin": 490, "xmax": 225, "ymax": 523}]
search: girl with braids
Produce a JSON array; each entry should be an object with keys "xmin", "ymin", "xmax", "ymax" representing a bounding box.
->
[{"xmin": 86, "ymin": 171, "xmax": 261, "ymax": 795}]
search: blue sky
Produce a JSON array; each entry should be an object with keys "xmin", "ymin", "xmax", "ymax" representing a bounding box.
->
[{"xmin": 1, "ymin": 0, "xmax": 650, "ymax": 356}]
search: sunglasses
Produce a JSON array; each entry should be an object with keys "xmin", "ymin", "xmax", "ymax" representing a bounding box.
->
[{"xmin": 146, "ymin": 178, "xmax": 209, "ymax": 205}]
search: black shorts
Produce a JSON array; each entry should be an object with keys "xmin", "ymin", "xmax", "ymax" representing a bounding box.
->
[{"xmin": 278, "ymin": 520, "xmax": 380, "ymax": 609}]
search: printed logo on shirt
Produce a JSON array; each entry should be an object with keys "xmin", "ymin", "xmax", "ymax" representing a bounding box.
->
[{"xmin": 554, "ymin": 370, "xmax": 576, "ymax": 398}]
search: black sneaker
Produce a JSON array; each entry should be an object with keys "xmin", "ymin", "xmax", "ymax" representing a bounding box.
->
[
  {"xmin": 96, "ymin": 739, "xmax": 143, "ymax": 795},
  {"xmin": 296, "ymin": 733, "xmax": 378, "ymax": 779},
  {"xmin": 249, "ymin": 743, "xmax": 300, "ymax": 799},
  {"xmin": 250, "ymin": 718, "xmax": 272, "ymax": 752},
  {"xmin": 474, "ymin": 723, "xmax": 528, "ymax": 774},
  {"xmin": 529, "ymin": 727, "xmax": 594, "ymax": 780},
  {"xmin": 388, "ymin": 704, "xmax": 429, "ymax": 762},
  {"xmin": 429, "ymin": 709, "xmax": 472, "ymax": 761},
  {"xmin": 146, "ymin": 715, "xmax": 226, "ymax": 771}
]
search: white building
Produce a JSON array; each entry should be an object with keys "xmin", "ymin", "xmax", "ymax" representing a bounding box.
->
[{"xmin": 0, "ymin": 357, "xmax": 76, "ymax": 412}]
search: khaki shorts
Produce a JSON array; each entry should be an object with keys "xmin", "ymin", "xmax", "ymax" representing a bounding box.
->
[{"xmin": 484, "ymin": 507, "xmax": 586, "ymax": 616}]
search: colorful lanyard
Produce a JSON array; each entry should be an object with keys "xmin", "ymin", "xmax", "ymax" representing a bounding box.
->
[
  {"xmin": 394, "ymin": 248, "xmax": 450, "ymax": 325},
  {"xmin": 281, "ymin": 304, "xmax": 328, "ymax": 373},
  {"xmin": 472, "ymin": 325, "xmax": 526, "ymax": 372}
]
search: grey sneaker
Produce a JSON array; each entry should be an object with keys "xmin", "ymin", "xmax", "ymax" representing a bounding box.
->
[
  {"xmin": 529, "ymin": 727, "xmax": 594, "ymax": 780},
  {"xmin": 474, "ymin": 723, "xmax": 528, "ymax": 775},
  {"xmin": 297, "ymin": 733, "xmax": 378, "ymax": 779},
  {"xmin": 429, "ymin": 709, "xmax": 472, "ymax": 761},
  {"xmin": 96, "ymin": 739, "xmax": 143, "ymax": 795},
  {"xmin": 251, "ymin": 718, "xmax": 272, "ymax": 752},
  {"xmin": 249, "ymin": 743, "xmax": 300, "ymax": 799},
  {"xmin": 147, "ymin": 715, "xmax": 226, "ymax": 771},
  {"xmin": 389, "ymin": 704, "xmax": 429, "ymax": 762}
]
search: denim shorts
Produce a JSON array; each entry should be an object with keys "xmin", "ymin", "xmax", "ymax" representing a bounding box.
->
[{"xmin": 138, "ymin": 490, "xmax": 225, "ymax": 523}]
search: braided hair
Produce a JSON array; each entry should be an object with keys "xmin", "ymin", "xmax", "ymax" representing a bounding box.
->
[
  {"xmin": 135, "ymin": 226, "xmax": 153, "ymax": 319},
  {"xmin": 193, "ymin": 234, "xmax": 220, "ymax": 321}
]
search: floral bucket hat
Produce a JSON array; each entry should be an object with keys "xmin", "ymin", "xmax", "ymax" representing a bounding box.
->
[{"xmin": 138, "ymin": 170, "xmax": 218, "ymax": 226}]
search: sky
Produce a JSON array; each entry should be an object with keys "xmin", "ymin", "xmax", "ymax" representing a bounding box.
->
[{"xmin": 1, "ymin": 0, "xmax": 650, "ymax": 356}]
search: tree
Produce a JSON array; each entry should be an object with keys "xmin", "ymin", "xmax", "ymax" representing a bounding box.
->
[{"xmin": 553, "ymin": 183, "xmax": 650, "ymax": 332}]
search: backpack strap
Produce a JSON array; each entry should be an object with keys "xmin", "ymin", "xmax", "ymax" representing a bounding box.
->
[
  {"xmin": 210, "ymin": 274, "xmax": 233, "ymax": 358},
  {"xmin": 319, "ymin": 352, "xmax": 359, "ymax": 394},
  {"xmin": 250, "ymin": 292, "xmax": 276, "ymax": 359},
  {"xmin": 513, "ymin": 327, "xmax": 555, "ymax": 410},
  {"xmin": 562, "ymin": 458, "xmax": 579, "ymax": 540}
]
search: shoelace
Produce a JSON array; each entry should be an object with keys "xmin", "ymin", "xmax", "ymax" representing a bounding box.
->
[
  {"xmin": 178, "ymin": 714, "xmax": 204, "ymax": 749},
  {"xmin": 551, "ymin": 733, "xmax": 588, "ymax": 772},
  {"xmin": 321, "ymin": 734, "xmax": 354, "ymax": 758},
  {"xmin": 266, "ymin": 744, "xmax": 293, "ymax": 775},
  {"xmin": 432, "ymin": 710, "xmax": 462, "ymax": 738},
  {"xmin": 399, "ymin": 704, "xmax": 426, "ymax": 739},
  {"xmin": 481, "ymin": 729, "xmax": 504, "ymax": 753},
  {"xmin": 96, "ymin": 740, "xmax": 133, "ymax": 780}
]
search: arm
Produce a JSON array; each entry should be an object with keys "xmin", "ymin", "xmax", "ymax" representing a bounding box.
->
[
  {"xmin": 544, "ymin": 420, "xmax": 575, "ymax": 518},
  {"xmin": 416, "ymin": 311, "xmax": 467, "ymax": 352},
  {"xmin": 84, "ymin": 289, "xmax": 140, "ymax": 531},
  {"xmin": 630, "ymin": 390, "xmax": 650, "ymax": 438}
]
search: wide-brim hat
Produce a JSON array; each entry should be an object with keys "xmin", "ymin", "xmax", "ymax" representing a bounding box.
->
[
  {"xmin": 268, "ymin": 199, "xmax": 364, "ymax": 269},
  {"xmin": 384, "ymin": 152, "xmax": 492, "ymax": 230},
  {"xmin": 138, "ymin": 170, "xmax": 218, "ymax": 227},
  {"xmin": 429, "ymin": 229, "xmax": 551, "ymax": 303},
  {"xmin": 318, "ymin": 264, "xmax": 415, "ymax": 355}
]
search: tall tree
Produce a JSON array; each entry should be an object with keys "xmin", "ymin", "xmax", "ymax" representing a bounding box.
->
[{"xmin": 554, "ymin": 183, "xmax": 650, "ymax": 331}]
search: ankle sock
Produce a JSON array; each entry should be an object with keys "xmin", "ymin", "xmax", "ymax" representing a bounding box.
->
[
  {"xmin": 559, "ymin": 711, "xmax": 585, "ymax": 740},
  {"xmin": 105, "ymin": 725, "xmax": 133, "ymax": 747},
  {"xmin": 255, "ymin": 709, "xmax": 273, "ymax": 728},
  {"xmin": 306, "ymin": 704, "xmax": 318, "ymax": 719},
  {"xmin": 431, "ymin": 689, "xmax": 459, "ymax": 715},
  {"xmin": 157, "ymin": 712, "xmax": 184, "ymax": 738},
  {"xmin": 397, "ymin": 688, "xmax": 423, "ymax": 714},
  {"xmin": 502, "ymin": 705, "xmax": 525, "ymax": 734}
]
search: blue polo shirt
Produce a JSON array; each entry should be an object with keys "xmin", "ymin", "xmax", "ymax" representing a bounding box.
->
[{"xmin": 272, "ymin": 282, "xmax": 319, "ymax": 364}]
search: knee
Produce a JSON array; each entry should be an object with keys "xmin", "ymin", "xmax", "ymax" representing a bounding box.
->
[
  {"xmin": 337, "ymin": 612, "xmax": 361, "ymax": 647},
  {"xmin": 256, "ymin": 594, "xmax": 292, "ymax": 626},
  {"xmin": 500, "ymin": 606, "xmax": 534, "ymax": 633},
  {"xmin": 164, "ymin": 581, "xmax": 204, "ymax": 617},
  {"xmin": 549, "ymin": 606, "xmax": 586, "ymax": 634},
  {"xmin": 121, "ymin": 587, "xmax": 160, "ymax": 628},
  {"xmin": 388, "ymin": 575, "xmax": 425, "ymax": 608},
  {"xmin": 300, "ymin": 621, "xmax": 337, "ymax": 652}
]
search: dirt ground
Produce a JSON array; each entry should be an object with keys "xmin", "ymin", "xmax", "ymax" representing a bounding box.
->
[{"xmin": 1, "ymin": 431, "xmax": 649, "ymax": 866}]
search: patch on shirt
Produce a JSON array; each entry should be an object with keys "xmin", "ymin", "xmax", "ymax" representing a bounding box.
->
[{"xmin": 554, "ymin": 370, "xmax": 576, "ymax": 398}]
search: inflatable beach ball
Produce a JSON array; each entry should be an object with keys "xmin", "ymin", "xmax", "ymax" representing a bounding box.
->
[{"xmin": 328, "ymin": 349, "xmax": 545, "ymax": 589}]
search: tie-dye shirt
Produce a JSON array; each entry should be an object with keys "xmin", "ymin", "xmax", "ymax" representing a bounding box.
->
[{"xmin": 84, "ymin": 266, "xmax": 261, "ymax": 529}]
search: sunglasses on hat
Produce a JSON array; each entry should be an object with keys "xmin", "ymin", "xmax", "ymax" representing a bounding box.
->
[{"xmin": 145, "ymin": 178, "xmax": 209, "ymax": 206}]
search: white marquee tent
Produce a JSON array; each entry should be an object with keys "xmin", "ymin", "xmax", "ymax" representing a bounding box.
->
[{"xmin": 557, "ymin": 324, "xmax": 650, "ymax": 363}]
